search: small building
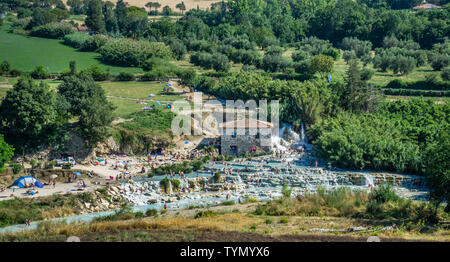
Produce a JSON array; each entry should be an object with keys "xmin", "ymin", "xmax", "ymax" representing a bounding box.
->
[
  {"xmin": 413, "ymin": 3, "xmax": 441, "ymax": 10},
  {"xmin": 219, "ymin": 119, "xmax": 273, "ymax": 155}
]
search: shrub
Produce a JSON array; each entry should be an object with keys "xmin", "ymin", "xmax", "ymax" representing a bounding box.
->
[
  {"xmin": 213, "ymin": 172, "xmax": 221, "ymax": 183},
  {"xmin": 80, "ymin": 65, "xmax": 109, "ymax": 81},
  {"xmin": 98, "ymin": 39, "xmax": 172, "ymax": 67},
  {"xmin": 281, "ymin": 184, "xmax": 292, "ymax": 198},
  {"xmin": 442, "ymin": 67, "xmax": 450, "ymax": 81},
  {"xmin": 116, "ymin": 72, "xmax": 135, "ymax": 81},
  {"xmin": 194, "ymin": 210, "xmax": 217, "ymax": 218},
  {"xmin": 30, "ymin": 65, "xmax": 50, "ymax": 79},
  {"xmin": 145, "ymin": 209, "xmax": 158, "ymax": 217},
  {"xmin": 265, "ymin": 218, "xmax": 273, "ymax": 224},
  {"xmin": 10, "ymin": 163, "xmax": 23, "ymax": 174},
  {"xmin": 80, "ymin": 34, "xmax": 108, "ymax": 51},
  {"xmin": 30, "ymin": 22, "xmax": 75, "ymax": 38},
  {"xmin": 63, "ymin": 32, "xmax": 91, "ymax": 48},
  {"xmin": 361, "ymin": 68, "xmax": 375, "ymax": 81},
  {"xmin": 279, "ymin": 218, "xmax": 289, "ymax": 224},
  {"xmin": 429, "ymin": 53, "xmax": 450, "ymax": 71},
  {"xmin": 0, "ymin": 60, "xmax": 10, "ymax": 75},
  {"xmin": 369, "ymin": 185, "xmax": 399, "ymax": 204}
]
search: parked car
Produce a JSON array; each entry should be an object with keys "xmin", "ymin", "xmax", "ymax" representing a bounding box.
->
[{"xmin": 55, "ymin": 157, "xmax": 76, "ymax": 167}]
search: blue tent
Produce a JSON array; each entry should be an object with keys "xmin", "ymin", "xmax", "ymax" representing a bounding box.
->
[{"xmin": 10, "ymin": 176, "xmax": 44, "ymax": 188}]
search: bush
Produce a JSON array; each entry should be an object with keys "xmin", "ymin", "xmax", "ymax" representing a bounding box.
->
[
  {"xmin": 80, "ymin": 65, "xmax": 109, "ymax": 81},
  {"xmin": 145, "ymin": 209, "xmax": 158, "ymax": 217},
  {"xmin": 279, "ymin": 218, "xmax": 289, "ymax": 224},
  {"xmin": 442, "ymin": 67, "xmax": 450, "ymax": 81},
  {"xmin": 369, "ymin": 185, "xmax": 399, "ymax": 204},
  {"xmin": 80, "ymin": 34, "xmax": 108, "ymax": 51},
  {"xmin": 213, "ymin": 172, "xmax": 221, "ymax": 183},
  {"xmin": 10, "ymin": 163, "xmax": 23, "ymax": 174},
  {"xmin": 0, "ymin": 60, "xmax": 10, "ymax": 75},
  {"xmin": 98, "ymin": 39, "xmax": 172, "ymax": 67},
  {"xmin": 116, "ymin": 72, "xmax": 135, "ymax": 81},
  {"xmin": 30, "ymin": 22, "xmax": 75, "ymax": 38},
  {"xmin": 30, "ymin": 65, "xmax": 50, "ymax": 79},
  {"xmin": 194, "ymin": 210, "xmax": 217, "ymax": 218},
  {"xmin": 63, "ymin": 32, "xmax": 91, "ymax": 48},
  {"xmin": 281, "ymin": 184, "xmax": 292, "ymax": 198},
  {"xmin": 429, "ymin": 53, "xmax": 450, "ymax": 71},
  {"xmin": 361, "ymin": 68, "xmax": 375, "ymax": 81}
]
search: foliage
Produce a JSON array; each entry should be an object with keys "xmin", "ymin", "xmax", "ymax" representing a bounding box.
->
[
  {"xmin": 30, "ymin": 65, "xmax": 50, "ymax": 79},
  {"xmin": 98, "ymin": 39, "xmax": 172, "ymax": 67},
  {"xmin": 309, "ymin": 55, "xmax": 334, "ymax": 76},
  {"xmin": 30, "ymin": 22, "xmax": 75, "ymax": 39},
  {"xmin": 0, "ymin": 76, "xmax": 60, "ymax": 149},
  {"xmin": 10, "ymin": 162, "xmax": 22, "ymax": 174},
  {"xmin": 0, "ymin": 135, "xmax": 14, "ymax": 173},
  {"xmin": 311, "ymin": 98, "xmax": 449, "ymax": 174},
  {"xmin": 116, "ymin": 72, "xmax": 135, "ymax": 81},
  {"xmin": 63, "ymin": 32, "xmax": 91, "ymax": 48}
]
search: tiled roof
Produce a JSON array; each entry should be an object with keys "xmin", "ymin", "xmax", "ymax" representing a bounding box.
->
[{"xmin": 219, "ymin": 119, "xmax": 273, "ymax": 129}]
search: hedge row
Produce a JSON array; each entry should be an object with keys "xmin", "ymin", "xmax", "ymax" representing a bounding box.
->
[
  {"xmin": 383, "ymin": 88, "xmax": 450, "ymax": 97},
  {"xmin": 383, "ymin": 78, "xmax": 450, "ymax": 91}
]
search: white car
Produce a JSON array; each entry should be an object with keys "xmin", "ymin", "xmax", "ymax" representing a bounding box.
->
[{"xmin": 55, "ymin": 157, "xmax": 76, "ymax": 166}]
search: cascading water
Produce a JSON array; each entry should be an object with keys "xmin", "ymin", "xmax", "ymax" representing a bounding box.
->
[
  {"xmin": 168, "ymin": 180, "xmax": 173, "ymax": 195},
  {"xmin": 300, "ymin": 122, "xmax": 307, "ymax": 144},
  {"xmin": 363, "ymin": 173, "xmax": 374, "ymax": 187}
]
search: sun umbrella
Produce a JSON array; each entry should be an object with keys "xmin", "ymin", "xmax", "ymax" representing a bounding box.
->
[
  {"xmin": 148, "ymin": 94, "xmax": 155, "ymax": 97},
  {"xmin": 10, "ymin": 186, "xmax": 20, "ymax": 189},
  {"xmin": 156, "ymin": 101, "xmax": 161, "ymax": 105},
  {"xmin": 185, "ymin": 141, "xmax": 189, "ymax": 144},
  {"xmin": 50, "ymin": 174, "xmax": 58, "ymax": 179},
  {"xmin": 166, "ymin": 83, "xmax": 172, "ymax": 86},
  {"xmin": 74, "ymin": 172, "xmax": 82, "ymax": 176}
]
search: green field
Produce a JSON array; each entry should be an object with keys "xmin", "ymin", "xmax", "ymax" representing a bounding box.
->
[
  {"xmin": 101, "ymin": 81, "xmax": 185, "ymax": 117},
  {"xmin": 0, "ymin": 23, "xmax": 142, "ymax": 75}
]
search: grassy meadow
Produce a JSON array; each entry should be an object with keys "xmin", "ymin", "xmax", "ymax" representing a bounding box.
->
[{"xmin": 0, "ymin": 22, "xmax": 142, "ymax": 75}]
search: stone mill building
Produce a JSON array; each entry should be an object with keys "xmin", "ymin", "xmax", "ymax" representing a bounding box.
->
[{"xmin": 219, "ymin": 119, "xmax": 273, "ymax": 155}]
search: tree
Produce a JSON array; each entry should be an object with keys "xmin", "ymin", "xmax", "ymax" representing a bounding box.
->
[
  {"xmin": 0, "ymin": 76, "xmax": 59, "ymax": 148},
  {"xmin": 309, "ymin": 55, "xmax": 334, "ymax": 77},
  {"xmin": 145, "ymin": 2, "xmax": 161, "ymax": 13},
  {"xmin": 67, "ymin": 0, "xmax": 86, "ymax": 15},
  {"xmin": 423, "ymin": 128, "xmax": 449, "ymax": 213},
  {"xmin": 78, "ymin": 95, "xmax": 115, "ymax": 147},
  {"xmin": 175, "ymin": 2, "xmax": 186, "ymax": 15},
  {"xmin": 0, "ymin": 135, "xmax": 14, "ymax": 173},
  {"xmin": 85, "ymin": 0, "xmax": 105, "ymax": 33},
  {"xmin": 58, "ymin": 73, "xmax": 115, "ymax": 147},
  {"xmin": 103, "ymin": 1, "xmax": 118, "ymax": 34},
  {"xmin": 115, "ymin": 0, "xmax": 128, "ymax": 34},
  {"xmin": 69, "ymin": 60, "xmax": 77, "ymax": 75},
  {"xmin": 0, "ymin": 60, "xmax": 10, "ymax": 75},
  {"xmin": 162, "ymin": 5, "xmax": 172, "ymax": 16},
  {"xmin": 340, "ymin": 60, "xmax": 380, "ymax": 113}
]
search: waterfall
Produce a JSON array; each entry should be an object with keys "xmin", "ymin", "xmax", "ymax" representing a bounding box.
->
[
  {"xmin": 363, "ymin": 173, "xmax": 374, "ymax": 187},
  {"xmin": 168, "ymin": 180, "xmax": 173, "ymax": 195},
  {"xmin": 300, "ymin": 122, "xmax": 307, "ymax": 144}
]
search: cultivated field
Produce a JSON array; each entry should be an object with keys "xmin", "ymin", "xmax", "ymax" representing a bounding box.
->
[{"xmin": 62, "ymin": 0, "xmax": 221, "ymax": 12}]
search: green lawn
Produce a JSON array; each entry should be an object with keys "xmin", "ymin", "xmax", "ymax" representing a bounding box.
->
[
  {"xmin": 0, "ymin": 23, "xmax": 142, "ymax": 75},
  {"xmin": 101, "ymin": 81, "xmax": 184, "ymax": 101},
  {"xmin": 100, "ymin": 81, "xmax": 185, "ymax": 117}
]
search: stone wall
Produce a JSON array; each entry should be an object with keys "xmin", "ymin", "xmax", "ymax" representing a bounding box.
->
[{"xmin": 221, "ymin": 129, "xmax": 272, "ymax": 155}]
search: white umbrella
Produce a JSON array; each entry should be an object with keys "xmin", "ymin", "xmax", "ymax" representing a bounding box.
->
[{"xmin": 50, "ymin": 174, "xmax": 58, "ymax": 179}]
